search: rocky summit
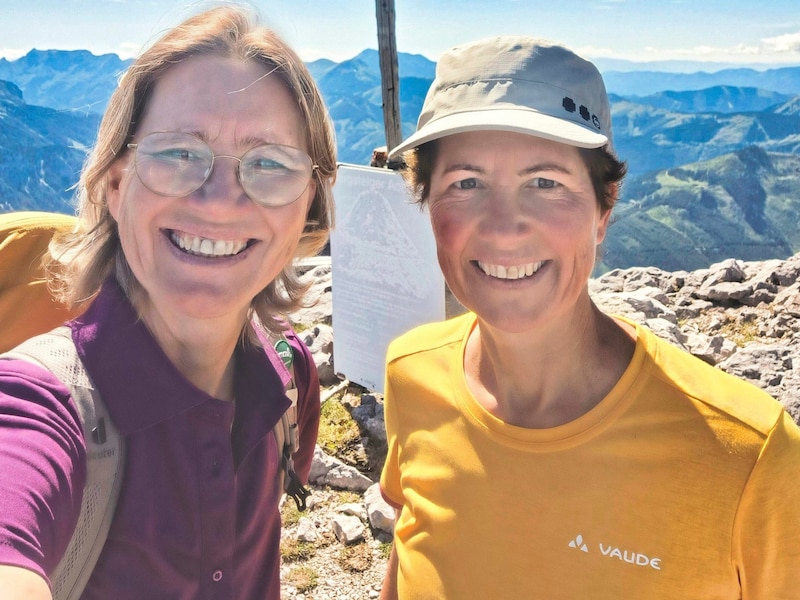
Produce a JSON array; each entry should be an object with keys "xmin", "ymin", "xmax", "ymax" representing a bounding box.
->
[
  {"xmin": 280, "ymin": 253, "xmax": 800, "ymax": 599},
  {"xmin": 590, "ymin": 253, "xmax": 800, "ymax": 422}
]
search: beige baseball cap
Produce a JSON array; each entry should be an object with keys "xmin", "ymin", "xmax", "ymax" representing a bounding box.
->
[{"xmin": 389, "ymin": 35, "xmax": 613, "ymax": 158}]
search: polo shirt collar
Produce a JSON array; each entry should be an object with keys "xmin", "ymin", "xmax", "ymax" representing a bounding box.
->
[{"xmin": 70, "ymin": 278, "xmax": 290, "ymax": 436}]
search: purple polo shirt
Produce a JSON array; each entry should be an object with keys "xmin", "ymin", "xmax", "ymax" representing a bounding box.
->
[{"xmin": 0, "ymin": 278, "xmax": 320, "ymax": 599}]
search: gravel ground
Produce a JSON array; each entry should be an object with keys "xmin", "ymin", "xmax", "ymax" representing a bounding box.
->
[{"xmin": 279, "ymin": 488, "xmax": 390, "ymax": 599}]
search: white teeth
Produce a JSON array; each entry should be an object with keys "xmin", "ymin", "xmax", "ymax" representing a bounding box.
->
[
  {"xmin": 171, "ymin": 231, "xmax": 248, "ymax": 257},
  {"xmin": 477, "ymin": 260, "xmax": 544, "ymax": 280}
]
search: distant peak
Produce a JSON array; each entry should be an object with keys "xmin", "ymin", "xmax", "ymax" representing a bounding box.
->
[{"xmin": 0, "ymin": 80, "xmax": 24, "ymax": 103}]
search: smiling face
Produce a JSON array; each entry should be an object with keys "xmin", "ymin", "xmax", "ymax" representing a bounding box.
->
[
  {"xmin": 428, "ymin": 130, "xmax": 611, "ymax": 333},
  {"xmin": 107, "ymin": 54, "xmax": 315, "ymax": 332}
]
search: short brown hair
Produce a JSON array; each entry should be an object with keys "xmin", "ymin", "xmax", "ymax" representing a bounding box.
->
[{"xmin": 48, "ymin": 5, "xmax": 337, "ymax": 336}]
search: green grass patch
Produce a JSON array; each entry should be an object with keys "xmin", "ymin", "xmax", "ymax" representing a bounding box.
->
[
  {"xmin": 280, "ymin": 501, "xmax": 302, "ymax": 528},
  {"xmin": 318, "ymin": 397, "xmax": 361, "ymax": 455},
  {"xmin": 284, "ymin": 566, "xmax": 319, "ymax": 592},
  {"xmin": 290, "ymin": 321, "xmax": 312, "ymax": 334},
  {"xmin": 336, "ymin": 490, "xmax": 362, "ymax": 504},
  {"xmin": 379, "ymin": 541, "xmax": 393, "ymax": 560},
  {"xmin": 719, "ymin": 319, "xmax": 760, "ymax": 347},
  {"xmin": 280, "ymin": 538, "xmax": 317, "ymax": 562}
]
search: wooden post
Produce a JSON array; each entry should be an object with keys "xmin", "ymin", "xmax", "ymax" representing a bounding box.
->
[{"xmin": 375, "ymin": 0, "xmax": 402, "ymax": 153}]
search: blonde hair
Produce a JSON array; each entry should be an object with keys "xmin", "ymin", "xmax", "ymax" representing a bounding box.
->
[{"xmin": 48, "ymin": 4, "xmax": 336, "ymax": 337}]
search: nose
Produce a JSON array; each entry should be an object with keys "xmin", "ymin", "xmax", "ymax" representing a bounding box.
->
[
  {"xmin": 195, "ymin": 155, "xmax": 248, "ymax": 205},
  {"xmin": 478, "ymin": 187, "xmax": 532, "ymax": 238}
]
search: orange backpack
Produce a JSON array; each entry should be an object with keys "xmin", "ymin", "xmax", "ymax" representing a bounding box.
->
[{"xmin": 0, "ymin": 211, "xmax": 82, "ymax": 352}]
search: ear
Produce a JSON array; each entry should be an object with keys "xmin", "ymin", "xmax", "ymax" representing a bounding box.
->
[
  {"xmin": 596, "ymin": 208, "xmax": 612, "ymax": 245},
  {"xmin": 595, "ymin": 184, "xmax": 618, "ymax": 245},
  {"xmin": 106, "ymin": 157, "xmax": 129, "ymax": 221}
]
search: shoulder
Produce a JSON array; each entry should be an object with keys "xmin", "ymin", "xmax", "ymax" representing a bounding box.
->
[
  {"xmin": 387, "ymin": 313, "xmax": 474, "ymax": 364},
  {"xmin": 285, "ymin": 327, "xmax": 313, "ymax": 364},
  {"xmin": 636, "ymin": 323, "xmax": 785, "ymax": 436},
  {"xmin": 0, "ymin": 354, "xmax": 79, "ymax": 421},
  {"xmin": 0, "ymin": 352, "xmax": 85, "ymax": 464},
  {"xmin": 0, "ymin": 354, "xmax": 87, "ymax": 579}
]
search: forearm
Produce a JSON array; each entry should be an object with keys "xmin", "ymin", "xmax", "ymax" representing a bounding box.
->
[
  {"xmin": 379, "ymin": 545, "xmax": 399, "ymax": 600},
  {"xmin": 0, "ymin": 565, "xmax": 52, "ymax": 600}
]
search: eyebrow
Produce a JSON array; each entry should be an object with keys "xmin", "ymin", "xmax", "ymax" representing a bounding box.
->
[
  {"xmin": 519, "ymin": 163, "xmax": 574, "ymax": 177},
  {"xmin": 441, "ymin": 162, "xmax": 575, "ymax": 177},
  {"xmin": 441, "ymin": 163, "xmax": 484, "ymax": 175},
  {"xmin": 238, "ymin": 133, "xmax": 280, "ymax": 146},
  {"xmin": 188, "ymin": 130, "xmax": 282, "ymax": 147}
]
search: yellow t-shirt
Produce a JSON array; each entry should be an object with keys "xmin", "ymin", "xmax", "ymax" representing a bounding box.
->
[{"xmin": 380, "ymin": 312, "xmax": 800, "ymax": 599}]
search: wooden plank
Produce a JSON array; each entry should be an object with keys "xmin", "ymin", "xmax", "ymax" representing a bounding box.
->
[{"xmin": 375, "ymin": 0, "xmax": 402, "ymax": 153}]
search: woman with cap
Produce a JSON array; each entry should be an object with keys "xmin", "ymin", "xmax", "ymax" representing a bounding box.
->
[
  {"xmin": 379, "ymin": 36, "xmax": 800, "ymax": 599},
  {"xmin": 0, "ymin": 6, "xmax": 335, "ymax": 599}
]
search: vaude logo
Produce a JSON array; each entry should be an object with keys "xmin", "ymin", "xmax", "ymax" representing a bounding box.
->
[
  {"xmin": 568, "ymin": 534, "xmax": 589, "ymax": 552},
  {"xmin": 568, "ymin": 534, "xmax": 662, "ymax": 570}
]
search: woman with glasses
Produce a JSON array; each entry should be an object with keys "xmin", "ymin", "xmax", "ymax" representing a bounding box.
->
[{"xmin": 0, "ymin": 6, "xmax": 335, "ymax": 599}]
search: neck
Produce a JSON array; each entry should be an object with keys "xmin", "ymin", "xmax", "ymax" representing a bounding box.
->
[
  {"xmin": 465, "ymin": 302, "xmax": 636, "ymax": 428},
  {"xmin": 141, "ymin": 306, "xmax": 246, "ymax": 402}
]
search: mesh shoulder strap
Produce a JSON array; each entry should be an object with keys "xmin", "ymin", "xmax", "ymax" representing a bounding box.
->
[
  {"xmin": 2, "ymin": 326, "xmax": 125, "ymax": 600},
  {"xmin": 267, "ymin": 332, "xmax": 310, "ymax": 511}
]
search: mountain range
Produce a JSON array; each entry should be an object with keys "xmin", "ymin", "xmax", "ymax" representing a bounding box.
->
[
  {"xmin": 601, "ymin": 146, "xmax": 800, "ymax": 273},
  {"xmin": 0, "ymin": 79, "xmax": 99, "ymax": 213},
  {"xmin": 1, "ymin": 48, "xmax": 799, "ymax": 273}
]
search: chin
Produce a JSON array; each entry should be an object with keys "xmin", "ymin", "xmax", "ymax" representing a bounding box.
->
[{"xmin": 473, "ymin": 299, "xmax": 556, "ymax": 333}]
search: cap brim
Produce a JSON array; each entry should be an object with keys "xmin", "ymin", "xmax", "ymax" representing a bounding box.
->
[{"xmin": 389, "ymin": 108, "xmax": 609, "ymax": 159}]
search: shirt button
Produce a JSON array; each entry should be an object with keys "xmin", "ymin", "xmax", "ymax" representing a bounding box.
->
[{"xmin": 212, "ymin": 570, "xmax": 223, "ymax": 582}]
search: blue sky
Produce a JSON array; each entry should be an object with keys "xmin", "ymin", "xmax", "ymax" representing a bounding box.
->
[{"xmin": 2, "ymin": 0, "xmax": 800, "ymax": 70}]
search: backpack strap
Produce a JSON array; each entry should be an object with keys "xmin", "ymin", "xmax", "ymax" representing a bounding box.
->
[
  {"xmin": 1, "ymin": 326, "xmax": 125, "ymax": 600},
  {"xmin": 267, "ymin": 332, "xmax": 311, "ymax": 512}
]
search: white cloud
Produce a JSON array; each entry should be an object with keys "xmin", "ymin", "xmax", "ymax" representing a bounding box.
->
[
  {"xmin": 0, "ymin": 48, "xmax": 28, "ymax": 61},
  {"xmin": 577, "ymin": 35, "xmax": 800, "ymax": 66},
  {"xmin": 762, "ymin": 32, "xmax": 800, "ymax": 54},
  {"xmin": 116, "ymin": 42, "xmax": 143, "ymax": 59}
]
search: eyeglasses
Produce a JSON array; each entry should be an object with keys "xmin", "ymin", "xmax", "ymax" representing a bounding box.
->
[{"xmin": 126, "ymin": 131, "xmax": 317, "ymax": 207}]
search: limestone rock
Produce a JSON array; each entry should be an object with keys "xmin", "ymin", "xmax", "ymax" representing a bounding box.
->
[
  {"xmin": 309, "ymin": 446, "xmax": 374, "ymax": 492},
  {"xmin": 302, "ymin": 323, "xmax": 337, "ymax": 386},
  {"xmin": 337, "ymin": 502, "xmax": 368, "ymax": 522},
  {"xmin": 294, "ymin": 516, "xmax": 319, "ymax": 542},
  {"xmin": 364, "ymin": 483, "xmax": 395, "ymax": 534},
  {"xmin": 292, "ymin": 262, "xmax": 332, "ymax": 327},
  {"xmin": 349, "ymin": 393, "xmax": 386, "ymax": 445},
  {"xmin": 589, "ymin": 252, "xmax": 800, "ymax": 419},
  {"xmin": 331, "ymin": 513, "xmax": 365, "ymax": 545}
]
